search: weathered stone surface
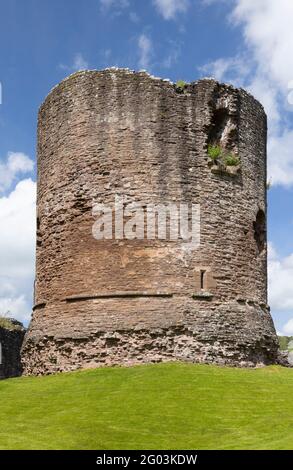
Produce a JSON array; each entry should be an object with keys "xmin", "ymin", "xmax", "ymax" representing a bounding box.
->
[
  {"xmin": 277, "ymin": 350, "xmax": 293, "ymax": 367},
  {"xmin": 0, "ymin": 320, "xmax": 26, "ymax": 379},
  {"xmin": 22, "ymin": 69, "xmax": 279, "ymax": 375}
]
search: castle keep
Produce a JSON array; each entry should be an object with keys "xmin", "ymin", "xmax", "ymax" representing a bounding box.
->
[{"xmin": 22, "ymin": 69, "xmax": 278, "ymax": 375}]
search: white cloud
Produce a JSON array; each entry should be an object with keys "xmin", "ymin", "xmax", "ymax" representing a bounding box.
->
[
  {"xmin": 0, "ymin": 152, "xmax": 34, "ymax": 193},
  {"xmin": 72, "ymin": 53, "xmax": 89, "ymax": 71},
  {"xmin": 283, "ymin": 319, "xmax": 293, "ymax": 336},
  {"xmin": 199, "ymin": 56, "xmax": 249, "ymax": 86},
  {"xmin": 267, "ymin": 130, "xmax": 293, "ymax": 187},
  {"xmin": 0, "ymin": 179, "xmax": 36, "ymax": 324},
  {"xmin": 60, "ymin": 53, "xmax": 89, "ymax": 72},
  {"xmin": 0, "ymin": 296, "xmax": 30, "ymax": 324},
  {"xmin": 231, "ymin": 0, "xmax": 293, "ymax": 90},
  {"xmin": 231, "ymin": 0, "xmax": 293, "ymax": 186},
  {"xmin": 267, "ymin": 241, "xmax": 277, "ymax": 261},
  {"xmin": 200, "ymin": 0, "xmax": 293, "ymax": 188},
  {"xmin": 138, "ymin": 34, "xmax": 153, "ymax": 70},
  {"xmin": 268, "ymin": 243, "xmax": 293, "ymax": 311},
  {"xmin": 153, "ymin": 0, "xmax": 190, "ymax": 20}
]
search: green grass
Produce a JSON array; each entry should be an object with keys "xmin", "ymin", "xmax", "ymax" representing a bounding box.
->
[
  {"xmin": 223, "ymin": 153, "xmax": 240, "ymax": 167},
  {"xmin": 0, "ymin": 363, "xmax": 293, "ymax": 450}
]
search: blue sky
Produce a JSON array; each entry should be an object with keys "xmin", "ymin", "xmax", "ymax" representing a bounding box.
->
[{"xmin": 0, "ymin": 0, "xmax": 293, "ymax": 334}]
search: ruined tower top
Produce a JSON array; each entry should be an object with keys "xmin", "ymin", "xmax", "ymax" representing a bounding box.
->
[{"xmin": 22, "ymin": 68, "xmax": 278, "ymax": 375}]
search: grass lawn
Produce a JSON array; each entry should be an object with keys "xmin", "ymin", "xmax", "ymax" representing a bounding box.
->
[{"xmin": 0, "ymin": 363, "xmax": 292, "ymax": 450}]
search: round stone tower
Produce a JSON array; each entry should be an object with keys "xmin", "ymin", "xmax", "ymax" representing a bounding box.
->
[{"xmin": 22, "ymin": 69, "xmax": 278, "ymax": 375}]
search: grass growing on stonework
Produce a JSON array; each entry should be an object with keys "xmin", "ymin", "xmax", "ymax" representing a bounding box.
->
[
  {"xmin": 0, "ymin": 317, "xmax": 22, "ymax": 331},
  {"xmin": 0, "ymin": 363, "xmax": 293, "ymax": 450}
]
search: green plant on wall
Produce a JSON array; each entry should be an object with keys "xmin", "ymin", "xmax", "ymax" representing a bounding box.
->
[
  {"xmin": 207, "ymin": 144, "xmax": 240, "ymax": 169},
  {"xmin": 224, "ymin": 153, "xmax": 240, "ymax": 167},
  {"xmin": 176, "ymin": 80, "xmax": 187, "ymax": 92},
  {"xmin": 207, "ymin": 145, "xmax": 222, "ymax": 161}
]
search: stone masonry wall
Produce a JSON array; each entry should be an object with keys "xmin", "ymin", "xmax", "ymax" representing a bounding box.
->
[
  {"xmin": 0, "ymin": 323, "xmax": 25, "ymax": 379},
  {"xmin": 22, "ymin": 69, "xmax": 279, "ymax": 375}
]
